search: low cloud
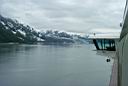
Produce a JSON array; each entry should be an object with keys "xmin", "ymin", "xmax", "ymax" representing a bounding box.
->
[{"xmin": 0, "ymin": 0, "xmax": 126, "ymax": 33}]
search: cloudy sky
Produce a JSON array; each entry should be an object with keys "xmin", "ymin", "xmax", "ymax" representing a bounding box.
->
[{"xmin": 0, "ymin": 0, "xmax": 126, "ymax": 33}]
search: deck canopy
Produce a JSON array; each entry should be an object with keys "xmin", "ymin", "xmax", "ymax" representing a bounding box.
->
[{"xmin": 89, "ymin": 33, "xmax": 119, "ymax": 51}]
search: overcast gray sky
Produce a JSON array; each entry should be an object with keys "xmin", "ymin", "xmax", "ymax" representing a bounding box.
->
[{"xmin": 0, "ymin": 0, "xmax": 126, "ymax": 33}]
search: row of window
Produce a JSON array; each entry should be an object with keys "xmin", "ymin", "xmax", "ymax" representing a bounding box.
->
[{"xmin": 93, "ymin": 39, "xmax": 116, "ymax": 51}]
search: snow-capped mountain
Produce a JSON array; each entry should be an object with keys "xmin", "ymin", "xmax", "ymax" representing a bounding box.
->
[
  {"xmin": 0, "ymin": 14, "xmax": 43, "ymax": 43},
  {"xmin": 0, "ymin": 14, "xmax": 88, "ymax": 43}
]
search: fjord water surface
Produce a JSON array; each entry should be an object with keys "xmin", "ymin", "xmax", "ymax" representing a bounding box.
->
[{"xmin": 0, "ymin": 44, "xmax": 112, "ymax": 86}]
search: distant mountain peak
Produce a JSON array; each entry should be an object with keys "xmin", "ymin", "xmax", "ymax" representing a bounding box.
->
[{"xmin": 0, "ymin": 14, "xmax": 88, "ymax": 44}]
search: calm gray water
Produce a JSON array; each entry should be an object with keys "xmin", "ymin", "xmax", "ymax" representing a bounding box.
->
[{"xmin": 0, "ymin": 44, "xmax": 113, "ymax": 86}]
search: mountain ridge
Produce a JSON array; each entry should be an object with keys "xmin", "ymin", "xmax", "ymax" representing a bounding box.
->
[{"xmin": 0, "ymin": 14, "xmax": 88, "ymax": 44}]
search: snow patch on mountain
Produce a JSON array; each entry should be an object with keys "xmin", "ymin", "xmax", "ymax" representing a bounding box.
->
[
  {"xmin": 1, "ymin": 21, "xmax": 5, "ymax": 25},
  {"xmin": 18, "ymin": 30, "xmax": 26, "ymax": 36}
]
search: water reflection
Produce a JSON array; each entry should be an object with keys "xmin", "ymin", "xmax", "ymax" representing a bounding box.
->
[
  {"xmin": 0, "ymin": 44, "xmax": 37, "ymax": 63},
  {"xmin": 0, "ymin": 44, "xmax": 36, "ymax": 54},
  {"xmin": 96, "ymin": 50, "xmax": 116, "ymax": 59},
  {"xmin": 0, "ymin": 44, "xmax": 112, "ymax": 86}
]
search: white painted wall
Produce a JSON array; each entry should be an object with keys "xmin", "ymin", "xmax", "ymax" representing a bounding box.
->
[{"xmin": 118, "ymin": 33, "xmax": 128, "ymax": 86}]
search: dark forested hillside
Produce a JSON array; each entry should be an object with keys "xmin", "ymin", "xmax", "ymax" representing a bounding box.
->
[{"xmin": 0, "ymin": 15, "xmax": 41, "ymax": 43}]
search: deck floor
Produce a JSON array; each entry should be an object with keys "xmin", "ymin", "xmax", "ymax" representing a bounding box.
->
[{"xmin": 109, "ymin": 60, "xmax": 118, "ymax": 86}]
